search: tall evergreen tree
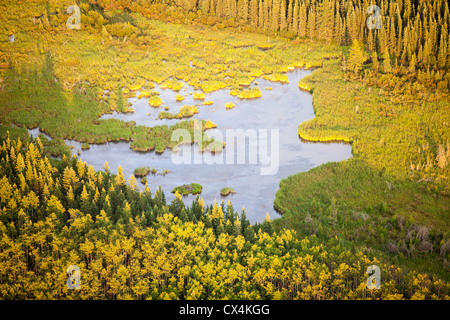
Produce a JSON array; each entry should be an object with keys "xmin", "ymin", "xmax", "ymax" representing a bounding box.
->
[
  {"xmin": 317, "ymin": 0, "xmax": 334, "ymax": 43},
  {"xmin": 371, "ymin": 51, "xmax": 379, "ymax": 72},
  {"xmin": 258, "ymin": 0, "xmax": 264, "ymax": 27},
  {"xmin": 307, "ymin": 4, "xmax": 316, "ymax": 39},
  {"xmin": 271, "ymin": 0, "xmax": 280, "ymax": 31},
  {"xmin": 347, "ymin": 39, "xmax": 368, "ymax": 76},
  {"xmin": 280, "ymin": 0, "xmax": 287, "ymax": 31},
  {"xmin": 287, "ymin": 0, "xmax": 293, "ymax": 32},
  {"xmin": 292, "ymin": 0, "xmax": 299, "ymax": 34},
  {"xmin": 250, "ymin": 0, "xmax": 258, "ymax": 25},
  {"xmin": 382, "ymin": 47, "xmax": 392, "ymax": 73}
]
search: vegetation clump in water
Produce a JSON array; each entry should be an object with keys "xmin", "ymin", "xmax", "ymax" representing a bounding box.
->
[
  {"xmin": 172, "ymin": 183, "xmax": 203, "ymax": 196},
  {"xmin": 220, "ymin": 187, "xmax": 236, "ymax": 197}
]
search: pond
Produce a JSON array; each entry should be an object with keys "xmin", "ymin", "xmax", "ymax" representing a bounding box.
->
[{"xmin": 30, "ymin": 68, "xmax": 352, "ymax": 224}]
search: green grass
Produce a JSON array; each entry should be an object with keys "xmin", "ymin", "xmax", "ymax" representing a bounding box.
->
[
  {"xmin": 0, "ymin": 57, "xmax": 221, "ymax": 155},
  {"xmin": 297, "ymin": 59, "xmax": 449, "ymax": 190},
  {"xmin": 134, "ymin": 167, "xmax": 150, "ymax": 177},
  {"xmin": 220, "ymin": 187, "xmax": 236, "ymax": 197},
  {"xmin": 273, "ymin": 159, "xmax": 450, "ymax": 280},
  {"xmin": 172, "ymin": 183, "xmax": 203, "ymax": 196},
  {"xmin": 272, "ymin": 56, "xmax": 450, "ymax": 280},
  {"xmin": 81, "ymin": 142, "xmax": 91, "ymax": 150},
  {"xmin": 158, "ymin": 105, "xmax": 198, "ymax": 120},
  {"xmin": 0, "ymin": 125, "xmax": 30, "ymax": 142}
]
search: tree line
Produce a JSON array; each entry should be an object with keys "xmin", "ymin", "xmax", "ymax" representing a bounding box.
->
[{"xmin": 90, "ymin": 0, "xmax": 450, "ymax": 74}]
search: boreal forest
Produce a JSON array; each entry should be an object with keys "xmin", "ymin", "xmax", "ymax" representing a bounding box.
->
[{"xmin": 0, "ymin": 0, "xmax": 449, "ymax": 301}]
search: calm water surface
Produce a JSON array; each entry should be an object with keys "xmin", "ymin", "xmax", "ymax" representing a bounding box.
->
[{"xmin": 30, "ymin": 68, "xmax": 352, "ymax": 223}]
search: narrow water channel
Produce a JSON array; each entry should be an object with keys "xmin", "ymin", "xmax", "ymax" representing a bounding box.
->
[{"xmin": 29, "ymin": 68, "xmax": 352, "ymax": 223}]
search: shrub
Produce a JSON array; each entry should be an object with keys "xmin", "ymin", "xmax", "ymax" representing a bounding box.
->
[{"xmin": 105, "ymin": 22, "xmax": 139, "ymax": 38}]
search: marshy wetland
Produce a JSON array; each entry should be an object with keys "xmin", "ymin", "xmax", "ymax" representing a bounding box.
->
[
  {"xmin": 30, "ymin": 68, "xmax": 351, "ymax": 223},
  {"xmin": 1, "ymin": 0, "xmax": 450, "ymax": 301}
]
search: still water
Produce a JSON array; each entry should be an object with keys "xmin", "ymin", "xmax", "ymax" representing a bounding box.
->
[{"xmin": 30, "ymin": 68, "xmax": 352, "ymax": 223}]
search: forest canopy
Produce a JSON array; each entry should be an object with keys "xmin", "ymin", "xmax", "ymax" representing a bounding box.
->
[{"xmin": 0, "ymin": 135, "xmax": 449, "ymax": 299}]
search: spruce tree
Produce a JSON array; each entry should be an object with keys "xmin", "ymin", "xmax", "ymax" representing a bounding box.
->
[
  {"xmin": 347, "ymin": 39, "xmax": 367, "ymax": 76},
  {"xmin": 408, "ymin": 53, "xmax": 417, "ymax": 73},
  {"xmin": 292, "ymin": 0, "xmax": 299, "ymax": 34},
  {"xmin": 308, "ymin": 5, "xmax": 316, "ymax": 39},
  {"xmin": 280, "ymin": 0, "xmax": 287, "ymax": 31},
  {"xmin": 243, "ymin": 0, "xmax": 249, "ymax": 22},
  {"xmin": 371, "ymin": 51, "xmax": 379, "ymax": 72},
  {"xmin": 258, "ymin": 0, "xmax": 264, "ymax": 27},
  {"xmin": 382, "ymin": 47, "xmax": 392, "ymax": 73},
  {"xmin": 271, "ymin": 0, "xmax": 280, "ymax": 31},
  {"xmin": 250, "ymin": 0, "xmax": 258, "ymax": 25},
  {"xmin": 317, "ymin": 0, "xmax": 334, "ymax": 43},
  {"xmin": 287, "ymin": 0, "xmax": 293, "ymax": 32}
]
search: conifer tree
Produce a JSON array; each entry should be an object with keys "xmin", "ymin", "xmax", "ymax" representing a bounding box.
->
[
  {"xmin": 271, "ymin": 0, "xmax": 280, "ymax": 31},
  {"xmin": 307, "ymin": 4, "xmax": 316, "ymax": 39},
  {"xmin": 263, "ymin": 0, "xmax": 270, "ymax": 30},
  {"xmin": 115, "ymin": 165, "xmax": 126, "ymax": 187},
  {"xmin": 200, "ymin": 0, "xmax": 210, "ymax": 14},
  {"xmin": 408, "ymin": 53, "xmax": 417, "ymax": 73},
  {"xmin": 371, "ymin": 51, "xmax": 379, "ymax": 72},
  {"xmin": 279, "ymin": 0, "xmax": 287, "ymax": 31},
  {"xmin": 216, "ymin": 0, "xmax": 224, "ymax": 18},
  {"xmin": 382, "ymin": 46, "xmax": 392, "ymax": 73},
  {"xmin": 317, "ymin": 0, "xmax": 334, "ymax": 43},
  {"xmin": 128, "ymin": 174, "xmax": 137, "ymax": 191},
  {"xmin": 287, "ymin": 0, "xmax": 293, "ymax": 32},
  {"xmin": 250, "ymin": 0, "xmax": 258, "ymax": 25},
  {"xmin": 292, "ymin": 0, "xmax": 299, "ymax": 34},
  {"xmin": 243, "ymin": 0, "xmax": 249, "ymax": 22},
  {"xmin": 258, "ymin": 0, "xmax": 264, "ymax": 27},
  {"xmin": 347, "ymin": 39, "xmax": 367, "ymax": 76}
]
